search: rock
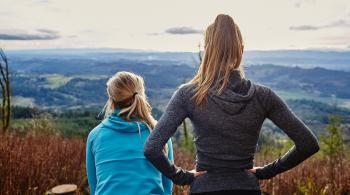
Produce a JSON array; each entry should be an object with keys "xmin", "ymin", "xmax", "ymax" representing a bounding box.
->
[{"xmin": 47, "ymin": 184, "xmax": 77, "ymax": 195}]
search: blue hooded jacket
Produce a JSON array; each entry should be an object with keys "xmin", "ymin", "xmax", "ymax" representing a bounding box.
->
[{"xmin": 86, "ymin": 108, "xmax": 173, "ymax": 195}]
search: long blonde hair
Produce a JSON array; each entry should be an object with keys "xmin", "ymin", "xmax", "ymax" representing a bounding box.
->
[
  {"xmin": 188, "ymin": 14, "xmax": 245, "ymax": 106},
  {"xmin": 103, "ymin": 71, "xmax": 168, "ymax": 154}
]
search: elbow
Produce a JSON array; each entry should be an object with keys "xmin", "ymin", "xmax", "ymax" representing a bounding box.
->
[
  {"xmin": 312, "ymin": 141, "xmax": 320, "ymax": 154},
  {"xmin": 295, "ymin": 137, "xmax": 320, "ymax": 157},
  {"xmin": 303, "ymin": 139, "xmax": 320, "ymax": 156},
  {"xmin": 309, "ymin": 135, "xmax": 321, "ymax": 154},
  {"xmin": 304, "ymin": 132, "xmax": 321, "ymax": 155}
]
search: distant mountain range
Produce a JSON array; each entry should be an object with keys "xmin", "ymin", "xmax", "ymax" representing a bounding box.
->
[
  {"xmin": 7, "ymin": 48, "xmax": 350, "ymax": 71},
  {"xmin": 5, "ymin": 48, "xmax": 350, "ymax": 136},
  {"xmin": 247, "ymin": 64, "xmax": 350, "ymax": 99},
  {"xmin": 244, "ymin": 50, "xmax": 350, "ymax": 71}
]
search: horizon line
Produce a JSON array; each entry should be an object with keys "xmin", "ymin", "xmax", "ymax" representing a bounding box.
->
[{"xmin": 4, "ymin": 47, "xmax": 350, "ymax": 53}]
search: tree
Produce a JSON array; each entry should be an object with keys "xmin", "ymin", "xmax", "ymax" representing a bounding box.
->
[
  {"xmin": 320, "ymin": 115, "xmax": 345, "ymax": 195},
  {"xmin": 0, "ymin": 48, "xmax": 11, "ymax": 132}
]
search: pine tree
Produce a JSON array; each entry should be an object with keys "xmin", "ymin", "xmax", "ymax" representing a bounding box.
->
[{"xmin": 320, "ymin": 115, "xmax": 345, "ymax": 195}]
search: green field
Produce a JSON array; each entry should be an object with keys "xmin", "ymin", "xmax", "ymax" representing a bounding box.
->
[
  {"xmin": 277, "ymin": 90, "xmax": 350, "ymax": 109},
  {"xmin": 41, "ymin": 74, "xmax": 108, "ymax": 89}
]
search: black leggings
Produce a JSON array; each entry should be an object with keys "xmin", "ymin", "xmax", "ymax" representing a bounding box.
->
[{"xmin": 190, "ymin": 189, "xmax": 262, "ymax": 195}]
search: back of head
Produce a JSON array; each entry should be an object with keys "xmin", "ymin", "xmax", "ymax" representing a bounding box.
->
[
  {"xmin": 189, "ymin": 14, "xmax": 245, "ymax": 106},
  {"xmin": 104, "ymin": 71, "xmax": 156, "ymax": 130},
  {"xmin": 103, "ymin": 71, "xmax": 169, "ymax": 154}
]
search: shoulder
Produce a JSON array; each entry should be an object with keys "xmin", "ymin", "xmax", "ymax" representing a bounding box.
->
[
  {"xmin": 252, "ymin": 82, "xmax": 289, "ymax": 113},
  {"xmin": 178, "ymin": 82, "xmax": 196, "ymax": 92},
  {"xmin": 176, "ymin": 82, "xmax": 197, "ymax": 100},
  {"xmin": 251, "ymin": 82, "xmax": 284, "ymax": 111},
  {"xmin": 252, "ymin": 82, "xmax": 282, "ymax": 101},
  {"xmin": 252, "ymin": 82, "xmax": 273, "ymax": 96},
  {"xmin": 87, "ymin": 123, "xmax": 104, "ymax": 143},
  {"xmin": 138, "ymin": 121, "xmax": 151, "ymax": 132}
]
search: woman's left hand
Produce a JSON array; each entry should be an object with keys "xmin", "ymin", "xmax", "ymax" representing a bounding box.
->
[{"xmin": 246, "ymin": 166, "xmax": 263, "ymax": 173}]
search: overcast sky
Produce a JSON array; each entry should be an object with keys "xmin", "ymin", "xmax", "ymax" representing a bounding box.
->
[{"xmin": 0, "ymin": 0, "xmax": 349, "ymax": 51}]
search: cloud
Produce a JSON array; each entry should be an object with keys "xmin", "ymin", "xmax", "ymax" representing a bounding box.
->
[
  {"xmin": 319, "ymin": 34, "xmax": 350, "ymax": 46},
  {"xmin": 165, "ymin": 27, "xmax": 203, "ymax": 35},
  {"xmin": 290, "ymin": 19, "xmax": 350, "ymax": 31},
  {"xmin": 289, "ymin": 25, "xmax": 319, "ymax": 31},
  {"xmin": 34, "ymin": 0, "xmax": 51, "ymax": 4},
  {"xmin": 325, "ymin": 19, "xmax": 350, "ymax": 28},
  {"xmin": 293, "ymin": 0, "xmax": 316, "ymax": 8},
  {"xmin": 0, "ymin": 29, "xmax": 60, "ymax": 40},
  {"xmin": 36, "ymin": 28, "xmax": 58, "ymax": 34},
  {"xmin": 147, "ymin": 32, "xmax": 162, "ymax": 36}
]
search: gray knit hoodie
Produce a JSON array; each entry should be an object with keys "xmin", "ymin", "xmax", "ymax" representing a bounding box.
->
[{"xmin": 144, "ymin": 69, "xmax": 320, "ymax": 193}]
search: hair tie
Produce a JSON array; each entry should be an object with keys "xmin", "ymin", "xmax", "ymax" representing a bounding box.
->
[{"xmin": 133, "ymin": 92, "xmax": 138, "ymax": 98}]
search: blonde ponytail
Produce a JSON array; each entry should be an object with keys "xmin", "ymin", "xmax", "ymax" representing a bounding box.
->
[{"xmin": 103, "ymin": 71, "xmax": 168, "ymax": 155}]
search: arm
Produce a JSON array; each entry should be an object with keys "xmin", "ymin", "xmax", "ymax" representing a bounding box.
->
[
  {"xmin": 86, "ymin": 136, "xmax": 97, "ymax": 194},
  {"xmin": 162, "ymin": 139, "xmax": 174, "ymax": 195},
  {"xmin": 255, "ymin": 87, "xmax": 320, "ymax": 179},
  {"xmin": 144, "ymin": 87, "xmax": 195, "ymax": 185}
]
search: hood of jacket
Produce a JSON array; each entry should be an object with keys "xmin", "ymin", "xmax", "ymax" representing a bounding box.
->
[
  {"xmin": 101, "ymin": 108, "xmax": 147, "ymax": 133},
  {"xmin": 208, "ymin": 69, "xmax": 256, "ymax": 115}
]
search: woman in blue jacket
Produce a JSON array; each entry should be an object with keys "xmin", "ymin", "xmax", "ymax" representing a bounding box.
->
[{"xmin": 86, "ymin": 71, "xmax": 173, "ymax": 195}]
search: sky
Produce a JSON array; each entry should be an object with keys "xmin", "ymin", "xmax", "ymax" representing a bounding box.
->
[{"xmin": 0, "ymin": 0, "xmax": 350, "ymax": 52}]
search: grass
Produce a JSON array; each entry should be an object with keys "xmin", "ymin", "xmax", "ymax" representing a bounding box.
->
[
  {"xmin": 277, "ymin": 90, "xmax": 350, "ymax": 109},
  {"xmin": 0, "ymin": 133, "xmax": 87, "ymax": 194},
  {"xmin": 8, "ymin": 96, "xmax": 36, "ymax": 107},
  {"xmin": 41, "ymin": 74, "xmax": 73, "ymax": 89},
  {"xmin": 41, "ymin": 74, "xmax": 108, "ymax": 89},
  {"xmin": 1, "ymin": 132, "xmax": 349, "ymax": 195}
]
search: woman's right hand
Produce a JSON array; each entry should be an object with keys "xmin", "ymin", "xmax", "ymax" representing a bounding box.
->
[{"xmin": 189, "ymin": 169, "xmax": 207, "ymax": 177}]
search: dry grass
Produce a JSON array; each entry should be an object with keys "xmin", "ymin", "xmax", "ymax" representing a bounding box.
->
[
  {"xmin": 0, "ymin": 133, "xmax": 349, "ymax": 195},
  {"xmin": 0, "ymin": 133, "xmax": 87, "ymax": 195},
  {"xmin": 256, "ymin": 155, "xmax": 350, "ymax": 195}
]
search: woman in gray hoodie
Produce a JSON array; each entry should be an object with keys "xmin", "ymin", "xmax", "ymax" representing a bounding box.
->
[{"xmin": 144, "ymin": 14, "xmax": 320, "ymax": 195}]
